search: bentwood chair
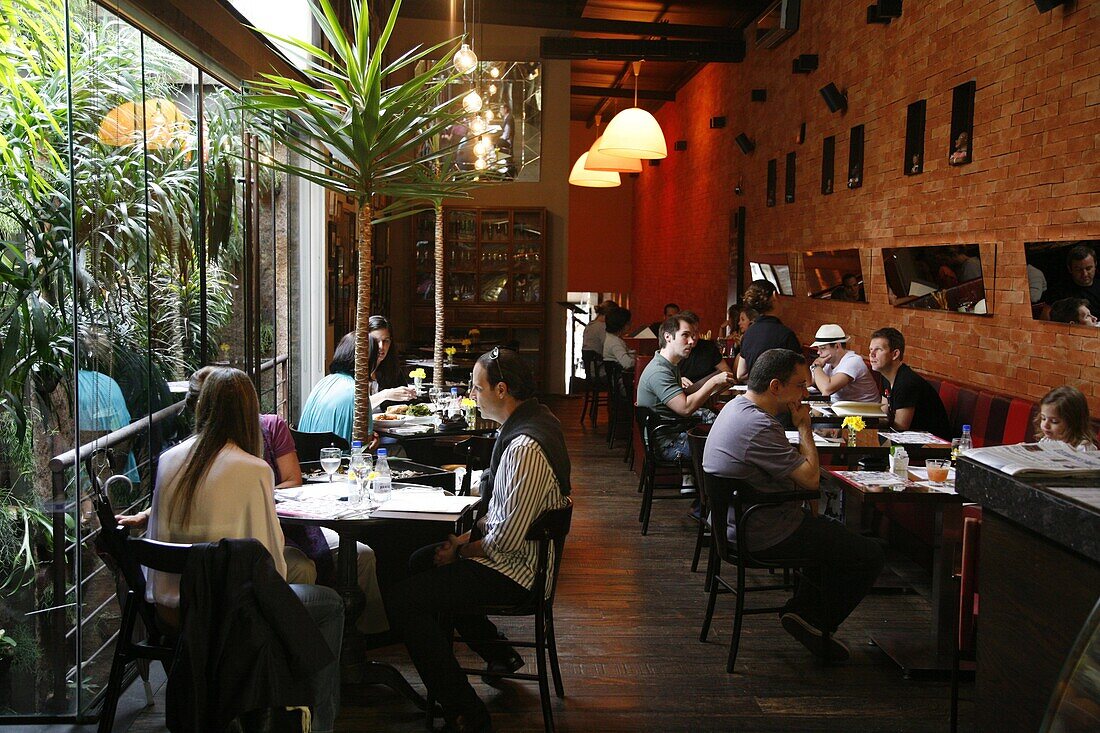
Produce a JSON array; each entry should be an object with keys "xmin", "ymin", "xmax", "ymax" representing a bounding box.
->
[
  {"xmin": 602, "ymin": 361, "xmax": 634, "ymax": 453},
  {"xmin": 699, "ymin": 471, "xmax": 830, "ymax": 672},
  {"xmin": 430, "ymin": 498, "xmax": 574, "ymax": 733},
  {"xmin": 578, "ymin": 351, "xmax": 608, "ymax": 428},
  {"xmin": 634, "ymin": 406, "xmax": 697, "ymax": 535},
  {"xmin": 686, "ymin": 425, "xmax": 713, "ymax": 581},
  {"xmin": 289, "ymin": 429, "xmax": 349, "ymax": 463}
]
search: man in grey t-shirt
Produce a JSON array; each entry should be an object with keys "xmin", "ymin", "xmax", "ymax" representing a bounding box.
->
[{"xmin": 702, "ymin": 348, "xmax": 883, "ymax": 662}]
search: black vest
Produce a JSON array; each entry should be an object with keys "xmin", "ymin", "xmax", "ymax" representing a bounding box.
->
[{"xmin": 479, "ymin": 398, "xmax": 572, "ymax": 502}]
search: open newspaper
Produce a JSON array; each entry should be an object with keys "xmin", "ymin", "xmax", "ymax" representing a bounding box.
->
[{"xmin": 964, "ymin": 442, "xmax": 1100, "ymax": 477}]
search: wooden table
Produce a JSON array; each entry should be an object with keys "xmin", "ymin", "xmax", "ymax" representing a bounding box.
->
[
  {"xmin": 278, "ymin": 489, "xmax": 479, "ymax": 710},
  {"xmin": 822, "ymin": 466, "xmax": 964, "ymax": 676},
  {"xmin": 375, "ymin": 418, "xmax": 497, "ymax": 465}
]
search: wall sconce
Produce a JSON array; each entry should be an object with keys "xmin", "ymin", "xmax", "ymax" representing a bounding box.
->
[
  {"xmin": 820, "ymin": 83, "xmax": 847, "ymax": 113},
  {"xmin": 1033, "ymin": 0, "xmax": 1065, "ymax": 9},
  {"xmin": 674, "ymin": 140, "xmax": 688, "ymax": 151},
  {"xmin": 735, "ymin": 133, "xmax": 755, "ymax": 155},
  {"xmin": 751, "ymin": 89, "xmax": 767, "ymax": 102},
  {"xmin": 867, "ymin": 1, "xmax": 903, "ymax": 23},
  {"xmin": 710, "ymin": 116, "xmax": 727, "ymax": 128},
  {"xmin": 792, "ymin": 54, "xmax": 819, "ymax": 74}
]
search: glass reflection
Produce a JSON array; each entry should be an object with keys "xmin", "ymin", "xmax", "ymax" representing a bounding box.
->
[
  {"xmin": 1026, "ymin": 240, "xmax": 1100, "ymax": 330},
  {"xmin": 803, "ymin": 249, "xmax": 866, "ymax": 301},
  {"xmin": 883, "ymin": 244, "xmax": 989, "ymax": 315}
]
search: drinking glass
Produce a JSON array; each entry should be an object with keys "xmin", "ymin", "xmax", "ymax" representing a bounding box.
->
[
  {"xmin": 926, "ymin": 459, "xmax": 951, "ymax": 487},
  {"xmin": 319, "ymin": 447, "xmax": 342, "ymax": 483}
]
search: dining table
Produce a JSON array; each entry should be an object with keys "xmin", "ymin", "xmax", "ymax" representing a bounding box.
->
[
  {"xmin": 374, "ymin": 415, "xmax": 498, "ymax": 465},
  {"xmin": 821, "ymin": 465, "xmax": 964, "ymax": 676},
  {"xmin": 276, "ymin": 480, "xmax": 480, "ymax": 708}
]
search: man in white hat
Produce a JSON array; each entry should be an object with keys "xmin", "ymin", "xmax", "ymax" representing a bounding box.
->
[{"xmin": 809, "ymin": 324, "xmax": 880, "ymax": 403}]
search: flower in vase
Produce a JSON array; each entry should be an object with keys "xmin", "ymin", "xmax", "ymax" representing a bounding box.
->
[{"xmin": 409, "ymin": 368, "xmax": 427, "ymax": 380}]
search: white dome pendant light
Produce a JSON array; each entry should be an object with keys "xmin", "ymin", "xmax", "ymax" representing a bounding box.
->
[
  {"xmin": 585, "ymin": 112, "xmax": 643, "ymax": 173},
  {"xmin": 569, "ymin": 115, "xmax": 620, "ymax": 187},
  {"xmin": 598, "ymin": 60, "xmax": 667, "ymax": 160}
]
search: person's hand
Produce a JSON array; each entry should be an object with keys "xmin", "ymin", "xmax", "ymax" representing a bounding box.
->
[
  {"xmin": 382, "ymin": 386, "xmax": 418, "ymax": 402},
  {"xmin": 115, "ymin": 508, "xmax": 150, "ymax": 529},
  {"xmin": 680, "ymin": 377, "xmax": 693, "ymax": 389},
  {"xmin": 433, "ymin": 534, "xmax": 462, "ymax": 566},
  {"xmin": 790, "ymin": 401, "xmax": 812, "ymax": 430},
  {"xmin": 711, "ymin": 370, "xmax": 736, "ymax": 392},
  {"xmin": 812, "ymin": 356, "xmax": 828, "ymax": 370}
]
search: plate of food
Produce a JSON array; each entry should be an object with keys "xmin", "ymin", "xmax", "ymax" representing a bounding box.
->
[{"xmin": 374, "ymin": 413, "xmax": 407, "ymax": 428}]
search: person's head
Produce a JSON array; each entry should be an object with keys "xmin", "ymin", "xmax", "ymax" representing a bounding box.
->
[
  {"xmin": 605, "ymin": 307, "xmax": 631, "ymax": 335},
  {"xmin": 501, "ymin": 103, "xmax": 510, "ymax": 116},
  {"xmin": 869, "ymin": 327, "xmax": 905, "ymax": 372},
  {"xmin": 811, "ymin": 324, "xmax": 851, "ymax": 365},
  {"xmin": 727, "ymin": 304, "xmax": 738, "ymax": 322},
  {"xmin": 738, "ymin": 308, "xmax": 754, "ymax": 334},
  {"xmin": 841, "ymin": 273, "xmax": 861, "ymax": 300},
  {"xmin": 658, "ymin": 311, "xmax": 699, "ymax": 361},
  {"xmin": 1036, "ymin": 386, "xmax": 1095, "ymax": 447},
  {"xmin": 595, "ymin": 299, "xmax": 617, "ymax": 318},
  {"xmin": 1050, "ymin": 298, "xmax": 1097, "ymax": 326},
  {"xmin": 1066, "ymin": 245, "xmax": 1096, "ymax": 288},
  {"xmin": 743, "ymin": 281, "xmax": 777, "ymax": 316},
  {"xmin": 663, "ymin": 303, "xmax": 680, "ymax": 318},
  {"xmin": 184, "ymin": 366, "xmax": 217, "ymax": 414},
  {"xmin": 472, "ymin": 347, "xmax": 537, "ymax": 422},
  {"xmin": 367, "ymin": 315, "xmax": 394, "ymax": 364},
  {"xmin": 170, "ymin": 367, "xmax": 262, "ymax": 526},
  {"xmin": 330, "ymin": 332, "xmax": 356, "ymax": 376},
  {"xmin": 746, "ymin": 348, "xmax": 810, "ymax": 406}
]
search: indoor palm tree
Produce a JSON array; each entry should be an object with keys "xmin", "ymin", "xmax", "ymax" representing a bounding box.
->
[{"xmin": 245, "ymin": 0, "xmax": 475, "ymax": 441}]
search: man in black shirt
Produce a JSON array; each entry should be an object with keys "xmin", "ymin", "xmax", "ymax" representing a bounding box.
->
[
  {"xmin": 868, "ymin": 327, "xmax": 952, "ymax": 439},
  {"xmin": 1053, "ymin": 244, "xmax": 1100, "ymax": 317}
]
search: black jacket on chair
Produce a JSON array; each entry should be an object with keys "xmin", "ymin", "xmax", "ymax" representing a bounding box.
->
[{"xmin": 167, "ymin": 538, "xmax": 333, "ymax": 733}]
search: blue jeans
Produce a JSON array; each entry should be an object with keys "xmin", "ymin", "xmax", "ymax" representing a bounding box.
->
[
  {"xmin": 654, "ymin": 407, "xmax": 716, "ymax": 461},
  {"xmin": 291, "ymin": 584, "xmax": 344, "ymax": 733}
]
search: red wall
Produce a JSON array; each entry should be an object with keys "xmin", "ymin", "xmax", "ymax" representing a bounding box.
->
[
  {"xmin": 568, "ymin": 121, "xmax": 634, "ymax": 294},
  {"xmin": 632, "ymin": 1, "xmax": 1100, "ymax": 412}
]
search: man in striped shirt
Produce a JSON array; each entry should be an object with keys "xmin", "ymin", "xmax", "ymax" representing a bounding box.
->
[{"xmin": 388, "ymin": 348, "xmax": 571, "ymax": 733}]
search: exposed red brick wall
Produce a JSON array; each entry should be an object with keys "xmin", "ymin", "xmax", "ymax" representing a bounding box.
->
[{"xmin": 632, "ymin": 0, "xmax": 1100, "ymax": 412}]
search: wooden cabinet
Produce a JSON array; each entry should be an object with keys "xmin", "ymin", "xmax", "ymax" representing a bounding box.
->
[{"xmin": 412, "ymin": 206, "xmax": 548, "ymax": 382}]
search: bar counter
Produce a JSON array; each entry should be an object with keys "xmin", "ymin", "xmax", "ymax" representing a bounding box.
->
[{"xmin": 956, "ymin": 457, "xmax": 1100, "ymax": 732}]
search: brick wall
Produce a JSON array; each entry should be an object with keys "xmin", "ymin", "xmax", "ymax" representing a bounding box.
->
[{"xmin": 632, "ymin": 0, "xmax": 1100, "ymax": 411}]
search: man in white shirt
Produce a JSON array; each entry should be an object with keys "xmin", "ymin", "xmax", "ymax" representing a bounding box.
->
[
  {"xmin": 808, "ymin": 324, "xmax": 880, "ymax": 403},
  {"xmin": 387, "ymin": 348, "xmax": 570, "ymax": 733}
]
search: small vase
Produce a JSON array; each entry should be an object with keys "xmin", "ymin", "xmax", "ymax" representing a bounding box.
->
[
  {"xmin": 846, "ymin": 429, "xmax": 858, "ymax": 447},
  {"xmin": 414, "ymin": 376, "xmax": 423, "ymax": 392},
  {"xmin": 466, "ymin": 404, "xmax": 478, "ymax": 428}
]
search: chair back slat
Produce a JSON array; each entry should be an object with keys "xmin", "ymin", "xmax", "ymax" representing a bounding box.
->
[
  {"xmin": 290, "ymin": 429, "xmax": 350, "ymax": 463},
  {"xmin": 129, "ymin": 537, "xmax": 192, "ymax": 575}
]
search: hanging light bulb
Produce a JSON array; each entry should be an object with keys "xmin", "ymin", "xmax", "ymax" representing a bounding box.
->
[
  {"xmin": 469, "ymin": 115, "xmax": 487, "ymax": 135},
  {"xmin": 598, "ymin": 61, "xmax": 667, "ymax": 160},
  {"xmin": 453, "ymin": 43, "xmax": 478, "ymax": 75},
  {"xmin": 569, "ymin": 152, "xmax": 620, "ymax": 187},
  {"xmin": 462, "ymin": 89, "xmax": 483, "ymax": 114},
  {"xmin": 489, "ymin": 66, "xmax": 500, "ymax": 78},
  {"xmin": 488, "ymin": 83, "xmax": 498, "ymax": 95},
  {"xmin": 584, "ymin": 114, "xmax": 643, "ymax": 173},
  {"xmin": 474, "ymin": 156, "xmax": 488, "ymax": 170},
  {"xmin": 474, "ymin": 135, "xmax": 492, "ymax": 158},
  {"xmin": 484, "ymin": 108, "xmax": 494, "ymax": 122}
]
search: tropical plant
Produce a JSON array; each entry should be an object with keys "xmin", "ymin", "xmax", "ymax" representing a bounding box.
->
[{"xmin": 244, "ymin": 0, "xmax": 476, "ymax": 441}]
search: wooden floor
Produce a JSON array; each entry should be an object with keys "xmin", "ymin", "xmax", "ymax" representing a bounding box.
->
[{"xmin": 129, "ymin": 396, "xmax": 971, "ymax": 733}]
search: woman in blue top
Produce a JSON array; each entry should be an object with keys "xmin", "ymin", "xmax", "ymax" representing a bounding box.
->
[{"xmin": 297, "ymin": 332, "xmax": 360, "ymax": 442}]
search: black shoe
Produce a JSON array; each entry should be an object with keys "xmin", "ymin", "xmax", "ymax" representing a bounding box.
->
[
  {"xmin": 482, "ymin": 649, "xmax": 524, "ymax": 684},
  {"xmin": 442, "ymin": 703, "xmax": 493, "ymax": 733},
  {"xmin": 780, "ymin": 612, "xmax": 850, "ymax": 662}
]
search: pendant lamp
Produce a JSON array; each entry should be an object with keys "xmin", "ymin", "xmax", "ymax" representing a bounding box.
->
[
  {"xmin": 584, "ymin": 114, "xmax": 642, "ymax": 172},
  {"xmin": 462, "ymin": 89, "xmax": 483, "ymax": 114},
  {"xmin": 453, "ymin": 1, "xmax": 478, "ymax": 74},
  {"xmin": 568, "ymin": 152, "xmax": 620, "ymax": 187},
  {"xmin": 598, "ymin": 61, "xmax": 667, "ymax": 160}
]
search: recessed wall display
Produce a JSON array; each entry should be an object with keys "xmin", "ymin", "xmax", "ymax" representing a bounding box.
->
[
  {"xmin": 784, "ymin": 151, "xmax": 796, "ymax": 203},
  {"xmin": 1025, "ymin": 240, "xmax": 1100, "ymax": 328},
  {"xmin": 847, "ymin": 124, "xmax": 864, "ymax": 189},
  {"xmin": 750, "ymin": 253, "xmax": 795, "ymax": 296},
  {"xmin": 821, "ymin": 135, "xmax": 835, "ymax": 194},
  {"xmin": 904, "ymin": 99, "xmax": 926, "ymax": 175},
  {"xmin": 882, "ymin": 243, "xmax": 989, "ymax": 315},
  {"xmin": 949, "ymin": 80, "xmax": 975, "ymax": 166},
  {"xmin": 766, "ymin": 158, "xmax": 777, "ymax": 206},
  {"xmin": 803, "ymin": 249, "xmax": 865, "ymax": 301}
]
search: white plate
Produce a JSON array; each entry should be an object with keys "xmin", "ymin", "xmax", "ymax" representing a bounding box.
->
[{"xmin": 374, "ymin": 416, "xmax": 407, "ymax": 428}]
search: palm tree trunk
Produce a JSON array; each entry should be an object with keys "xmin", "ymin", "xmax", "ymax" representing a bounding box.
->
[
  {"xmin": 352, "ymin": 200, "xmax": 373, "ymax": 443},
  {"xmin": 433, "ymin": 203, "xmax": 444, "ymax": 388}
]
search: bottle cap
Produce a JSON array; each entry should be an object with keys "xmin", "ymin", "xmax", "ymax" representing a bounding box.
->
[
  {"xmin": 451, "ymin": 387, "xmax": 459, "ymax": 394},
  {"xmin": 377, "ymin": 448, "xmax": 388, "ymax": 457},
  {"xmin": 352, "ymin": 440, "xmax": 363, "ymax": 448},
  {"xmin": 962, "ymin": 424, "xmax": 971, "ymax": 431}
]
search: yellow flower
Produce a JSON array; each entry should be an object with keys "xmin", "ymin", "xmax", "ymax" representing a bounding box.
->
[
  {"xmin": 461, "ymin": 397, "xmax": 477, "ymax": 407},
  {"xmin": 461, "ymin": 338, "xmax": 472, "ymax": 348},
  {"xmin": 444, "ymin": 347, "xmax": 457, "ymax": 356},
  {"xmin": 468, "ymin": 328, "xmax": 480, "ymax": 335},
  {"xmin": 408, "ymin": 368, "xmax": 427, "ymax": 379},
  {"xmin": 842, "ymin": 416, "xmax": 866, "ymax": 432}
]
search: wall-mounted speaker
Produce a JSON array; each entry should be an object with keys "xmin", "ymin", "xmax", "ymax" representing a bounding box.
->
[
  {"xmin": 792, "ymin": 54, "xmax": 819, "ymax": 74},
  {"xmin": 1033, "ymin": 0, "xmax": 1065, "ymax": 10},
  {"xmin": 709, "ymin": 116, "xmax": 727, "ymax": 128},
  {"xmin": 735, "ymin": 133, "xmax": 755, "ymax": 155},
  {"xmin": 868, "ymin": 0, "xmax": 902, "ymax": 23},
  {"xmin": 867, "ymin": 5, "xmax": 891, "ymax": 23},
  {"xmin": 820, "ymin": 83, "xmax": 847, "ymax": 113},
  {"xmin": 751, "ymin": 89, "xmax": 767, "ymax": 102},
  {"xmin": 674, "ymin": 140, "xmax": 688, "ymax": 151}
]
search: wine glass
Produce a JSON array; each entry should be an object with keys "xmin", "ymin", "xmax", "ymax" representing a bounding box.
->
[{"xmin": 319, "ymin": 447, "xmax": 342, "ymax": 483}]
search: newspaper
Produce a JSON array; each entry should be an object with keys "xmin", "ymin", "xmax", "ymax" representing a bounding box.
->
[
  {"xmin": 884, "ymin": 431, "xmax": 950, "ymax": 445},
  {"xmin": 786, "ymin": 431, "xmax": 842, "ymax": 447},
  {"xmin": 964, "ymin": 441, "xmax": 1100, "ymax": 477},
  {"xmin": 831, "ymin": 401, "xmax": 887, "ymax": 418}
]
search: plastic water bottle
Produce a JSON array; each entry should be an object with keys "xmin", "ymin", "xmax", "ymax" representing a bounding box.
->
[
  {"xmin": 891, "ymin": 446, "xmax": 909, "ymax": 481},
  {"xmin": 374, "ymin": 448, "xmax": 392, "ymax": 504},
  {"xmin": 959, "ymin": 425, "xmax": 973, "ymax": 456},
  {"xmin": 349, "ymin": 441, "xmax": 372, "ymax": 505},
  {"xmin": 448, "ymin": 387, "xmax": 462, "ymax": 419}
]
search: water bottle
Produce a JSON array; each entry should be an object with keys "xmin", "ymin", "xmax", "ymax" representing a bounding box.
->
[
  {"xmin": 959, "ymin": 425, "xmax": 973, "ymax": 456},
  {"xmin": 448, "ymin": 387, "xmax": 462, "ymax": 419},
  {"xmin": 348, "ymin": 441, "xmax": 364, "ymax": 482},
  {"xmin": 374, "ymin": 448, "xmax": 392, "ymax": 504},
  {"xmin": 891, "ymin": 446, "xmax": 909, "ymax": 481},
  {"xmin": 349, "ymin": 441, "xmax": 371, "ymax": 505}
]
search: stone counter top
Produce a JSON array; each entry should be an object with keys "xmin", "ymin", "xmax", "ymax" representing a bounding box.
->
[{"xmin": 956, "ymin": 457, "xmax": 1100, "ymax": 564}]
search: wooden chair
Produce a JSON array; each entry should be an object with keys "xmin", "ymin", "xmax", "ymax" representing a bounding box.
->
[
  {"xmin": 950, "ymin": 505, "xmax": 982, "ymax": 733},
  {"xmin": 634, "ymin": 406, "xmax": 696, "ymax": 536},
  {"xmin": 699, "ymin": 471, "xmax": 830, "ymax": 672},
  {"xmin": 578, "ymin": 351, "xmax": 608, "ymax": 428},
  {"xmin": 686, "ymin": 425, "xmax": 714, "ymax": 581},
  {"xmin": 289, "ymin": 429, "xmax": 349, "ymax": 463},
  {"xmin": 430, "ymin": 499, "xmax": 574, "ymax": 733},
  {"xmin": 602, "ymin": 361, "xmax": 634, "ymax": 453},
  {"xmin": 456, "ymin": 435, "xmax": 497, "ymax": 496}
]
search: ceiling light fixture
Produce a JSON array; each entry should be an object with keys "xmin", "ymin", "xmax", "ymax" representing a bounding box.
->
[
  {"xmin": 462, "ymin": 89, "xmax": 483, "ymax": 114},
  {"xmin": 597, "ymin": 61, "xmax": 667, "ymax": 160},
  {"xmin": 584, "ymin": 113, "xmax": 642, "ymax": 173},
  {"xmin": 570, "ymin": 113, "xmax": 623, "ymax": 187},
  {"xmin": 453, "ymin": 0, "xmax": 478, "ymax": 74}
]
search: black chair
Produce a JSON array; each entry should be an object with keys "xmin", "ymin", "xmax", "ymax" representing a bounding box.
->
[
  {"xmin": 578, "ymin": 350, "xmax": 608, "ymax": 428},
  {"xmin": 289, "ymin": 429, "xmax": 350, "ymax": 463},
  {"xmin": 602, "ymin": 361, "xmax": 634, "ymax": 454},
  {"xmin": 92, "ymin": 475, "xmax": 184, "ymax": 733},
  {"xmin": 430, "ymin": 498, "xmax": 574, "ymax": 733},
  {"xmin": 699, "ymin": 471, "xmax": 830, "ymax": 672},
  {"xmin": 686, "ymin": 425, "xmax": 713, "ymax": 581},
  {"xmin": 634, "ymin": 406, "xmax": 696, "ymax": 536},
  {"xmin": 456, "ymin": 435, "xmax": 497, "ymax": 500}
]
